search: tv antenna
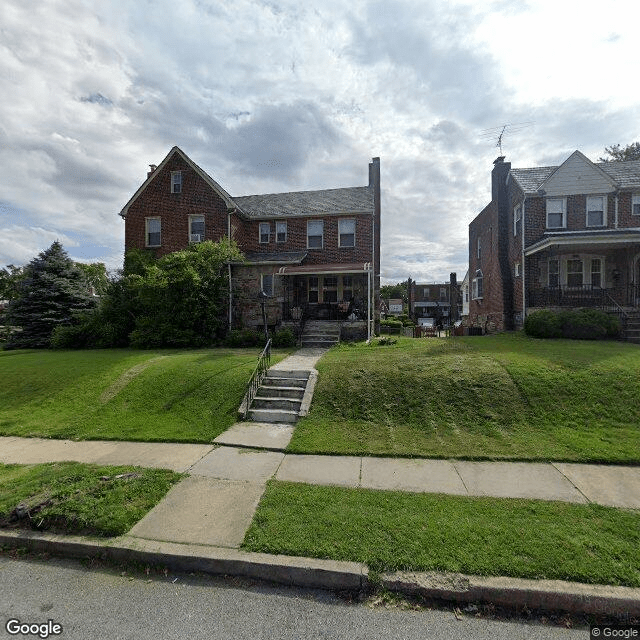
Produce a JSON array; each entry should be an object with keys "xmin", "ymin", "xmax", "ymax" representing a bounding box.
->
[{"xmin": 479, "ymin": 122, "xmax": 534, "ymax": 155}]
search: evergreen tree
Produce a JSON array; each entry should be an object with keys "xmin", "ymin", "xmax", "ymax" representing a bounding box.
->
[
  {"xmin": 5, "ymin": 241, "xmax": 96, "ymax": 348},
  {"xmin": 599, "ymin": 142, "xmax": 640, "ymax": 162}
]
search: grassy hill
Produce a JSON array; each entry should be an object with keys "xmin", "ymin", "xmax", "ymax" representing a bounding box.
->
[
  {"xmin": 288, "ymin": 334, "xmax": 640, "ymax": 463},
  {"xmin": 0, "ymin": 348, "xmax": 289, "ymax": 443}
]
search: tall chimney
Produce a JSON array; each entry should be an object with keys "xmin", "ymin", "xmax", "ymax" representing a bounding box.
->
[{"xmin": 147, "ymin": 164, "xmax": 158, "ymax": 179}]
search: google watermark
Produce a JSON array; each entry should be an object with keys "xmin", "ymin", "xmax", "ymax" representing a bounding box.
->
[
  {"xmin": 5, "ymin": 619, "xmax": 63, "ymax": 638},
  {"xmin": 591, "ymin": 626, "xmax": 640, "ymax": 639}
]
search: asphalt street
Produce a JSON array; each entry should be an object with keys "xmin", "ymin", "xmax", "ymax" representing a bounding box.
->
[{"xmin": 0, "ymin": 555, "xmax": 586, "ymax": 640}]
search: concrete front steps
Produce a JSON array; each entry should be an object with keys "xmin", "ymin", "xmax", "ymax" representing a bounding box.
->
[
  {"xmin": 623, "ymin": 312, "xmax": 640, "ymax": 343},
  {"xmin": 246, "ymin": 369, "xmax": 311, "ymax": 424},
  {"xmin": 301, "ymin": 320, "xmax": 340, "ymax": 348}
]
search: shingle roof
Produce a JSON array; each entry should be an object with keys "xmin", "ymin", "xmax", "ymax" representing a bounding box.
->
[
  {"xmin": 233, "ymin": 186, "xmax": 374, "ymax": 219},
  {"xmin": 509, "ymin": 159, "xmax": 640, "ymax": 193}
]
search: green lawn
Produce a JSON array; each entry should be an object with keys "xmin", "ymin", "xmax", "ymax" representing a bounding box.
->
[
  {"xmin": 287, "ymin": 334, "xmax": 640, "ymax": 463},
  {"xmin": 0, "ymin": 462, "xmax": 182, "ymax": 537},
  {"xmin": 243, "ymin": 481, "xmax": 640, "ymax": 587},
  {"xmin": 0, "ymin": 347, "xmax": 290, "ymax": 442}
]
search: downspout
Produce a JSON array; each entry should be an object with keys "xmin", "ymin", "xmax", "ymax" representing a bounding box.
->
[
  {"xmin": 367, "ymin": 264, "xmax": 372, "ymax": 342},
  {"xmin": 522, "ymin": 196, "xmax": 527, "ymax": 323},
  {"xmin": 614, "ymin": 191, "xmax": 619, "ymax": 229},
  {"xmin": 227, "ymin": 207, "xmax": 234, "ymax": 328}
]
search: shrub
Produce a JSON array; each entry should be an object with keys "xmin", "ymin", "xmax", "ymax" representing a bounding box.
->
[
  {"xmin": 225, "ymin": 328, "xmax": 264, "ymax": 348},
  {"xmin": 380, "ymin": 319, "xmax": 402, "ymax": 328},
  {"xmin": 272, "ymin": 327, "xmax": 296, "ymax": 348},
  {"xmin": 523, "ymin": 310, "xmax": 562, "ymax": 338},
  {"xmin": 525, "ymin": 309, "xmax": 621, "ymax": 340}
]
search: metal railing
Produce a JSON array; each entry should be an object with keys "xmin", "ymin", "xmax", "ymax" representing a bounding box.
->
[{"xmin": 243, "ymin": 338, "xmax": 271, "ymax": 420}]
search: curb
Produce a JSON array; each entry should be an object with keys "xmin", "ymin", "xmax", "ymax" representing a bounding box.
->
[
  {"xmin": 382, "ymin": 571, "xmax": 640, "ymax": 617},
  {"xmin": 0, "ymin": 531, "xmax": 366, "ymax": 592},
  {"xmin": 2, "ymin": 530, "xmax": 639, "ymax": 616}
]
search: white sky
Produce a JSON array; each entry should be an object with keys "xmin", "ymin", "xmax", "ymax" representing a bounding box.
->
[{"xmin": 1, "ymin": 0, "xmax": 638, "ymax": 283}]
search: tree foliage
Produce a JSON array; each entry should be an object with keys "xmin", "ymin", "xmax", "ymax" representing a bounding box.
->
[
  {"xmin": 5, "ymin": 242, "xmax": 96, "ymax": 349},
  {"xmin": 599, "ymin": 142, "xmax": 640, "ymax": 162},
  {"xmin": 52, "ymin": 240, "xmax": 244, "ymax": 349},
  {"xmin": 380, "ymin": 281, "xmax": 408, "ymax": 303},
  {"xmin": 75, "ymin": 262, "xmax": 109, "ymax": 296}
]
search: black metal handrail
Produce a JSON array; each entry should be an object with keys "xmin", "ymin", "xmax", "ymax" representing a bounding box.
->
[{"xmin": 244, "ymin": 338, "xmax": 271, "ymax": 420}]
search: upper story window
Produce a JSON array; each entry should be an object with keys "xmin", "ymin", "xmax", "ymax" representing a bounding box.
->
[
  {"xmin": 513, "ymin": 204, "xmax": 522, "ymax": 236},
  {"xmin": 145, "ymin": 217, "xmax": 161, "ymax": 247},
  {"xmin": 514, "ymin": 262, "xmax": 521, "ymax": 277},
  {"xmin": 171, "ymin": 172, "xmax": 182, "ymax": 194},
  {"xmin": 440, "ymin": 287, "xmax": 447, "ymax": 301},
  {"xmin": 477, "ymin": 238, "xmax": 481, "ymax": 259},
  {"xmin": 423, "ymin": 287, "xmax": 430, "ymax": 298},
  {"xmin": 307, "ymin": 220, "xmax": 323, "ymax": 249},
  {"xmin": 189, "ymin": 215, "xmax": 205, "ymax": 243},
  {"xmin": 259, "ymin": 222, "xmax": 270, "ymax": 244},
  {"xmin": 632, "ymin": 194, "xmax": 640, "ymax": 216},
  {"xmin": 338, "ymin": 219, "xmax": 355, "ymax": 248},
  {"xmin": 546, "ymin": 198, "xmax": 566, "ymax": 228},
  {"xmin": 586, "ymin": 195, "xmax": 606, "ymax": 227},
  {"xmin": 276, "ymin": 221, "xmax": 287, "ymax": 243}
]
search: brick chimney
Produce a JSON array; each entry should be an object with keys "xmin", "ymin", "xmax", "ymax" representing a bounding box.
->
[{"xmin": 147, "ymin": 164, "xmax": 158, "ymax": 179}]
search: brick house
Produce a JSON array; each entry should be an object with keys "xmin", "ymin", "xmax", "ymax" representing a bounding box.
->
[
  {"xmin": 407, "ymin": 274, "xmax": 461, "ymax": 325},
  {"xmin": 119, "ymin": 147, "xmax": 381, "ymax": 338},
  {"xmin": 469, "ymin": 151, "xmax": 640, "ymax": 332}
]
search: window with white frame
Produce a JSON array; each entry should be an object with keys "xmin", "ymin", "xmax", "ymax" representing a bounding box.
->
[
  {"xmin": 548, "ymin": 259, "xmax": 559, "ymax": 287},
  {"xmin": 261, "ymin": 274, "xmax": 273, "ymax": 296},
  {"xmin": 587, "ymin": 196, "xmax": 606, "ymax": 227},
  {"xmin": 514, "ymin": 262, "xmax": 521, "ymax": 277},
  {"xmin": 171, "ymin": 172, "xmax": 182, "ymax": 194},
  {"xmin": 440, "ymin": 287, "xmax": 447, "ymax": 301},
  {"xmin": 276, "ymin": 221, "xmax": 287, "ymax": 243},
  {"xmin": 567, "ymin": 259, "xmax": 583, "ymax": 287},
  {"xmin": 189, "ymin": 215, "xmax": 204, "ymax": 243},
  {"xmin": 546, "ymin": 198, "xmax": 566, "ymax": 228},
  {"xmin": 423, "ymin": 287, "xmax": 430, "ymax": 298},
  {"xmin": 145, "ymin": 217, "xmax": 161, "ymax": 247},
  {"xmin": 472, "ymin": 270, "xmax": 483, "ymax": 299},
  {"xmin": 307, "ymin": 220, "xmax": 323, "ymax": 248},
  {"xmin": 308, "ymin": 276, "xmax": 319, "ymax": 302},
  {"xmin": 477, "ymin": 238, "xmax": 481, "ymax": 259},
  {"xmin": 323, "ymin": 276, "xmax": 338, "ymax": 303},
  {"xmin": 591, "ymin": 258, "xmax": 602, "ymax": 288},
  {"xmin": 259, "ymin": 222, "xmax": 270, "ymax": 244},
  {"xmin": 632, "ymin": 194, "xmax": 640, "ymax": 215},
  {"xmin": 338, "ymin": 219, "xmax": 355, "ymax": 248},
  {"xmin": 513, "ymin": 204, "xmax": 522, "ymax": 236}
]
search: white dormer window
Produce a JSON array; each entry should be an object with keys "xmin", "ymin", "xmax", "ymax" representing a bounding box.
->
[
  {"xmin": 586, "ymin": 195, "xmax": 606, "ymax": 227},
  {"xmin": 171, "ymin": 171, "xmax": 182, "ymax": 194},
  {"xmin": 632, "ymin": 194, "xmax": 640, "ymax": 215},
  {"xmin": 546, "ymin": 198, "xmax": 566, "ymax": 228}
]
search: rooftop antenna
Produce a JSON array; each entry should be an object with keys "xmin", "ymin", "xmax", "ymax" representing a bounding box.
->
[{"xmin": 479, "ymin": 122, "xmax": 534, "ymax": 156}]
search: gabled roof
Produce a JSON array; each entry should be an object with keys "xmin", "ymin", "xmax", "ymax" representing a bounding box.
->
[
  {"xmin": 233, "ymin": 186, "xmax": 374, "ymax": 219},
  {"xmin": 120, "ymin": 147, "xmax": 374, "ymax": 220},
  {"xmin": 509, "ymin": 152, "xmax": 640, "ymax": 194},
  {"xmin": 119, "ymin": 146, "xmax": 237, "ymax": 218}
]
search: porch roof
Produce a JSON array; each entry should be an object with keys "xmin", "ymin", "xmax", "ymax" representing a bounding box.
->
[
  {"xmin": 242, "ymin": 250, "xmax": 308, "ymax": 265},
  {"xmin": 277, "ymin": 262, "xmax": 372, "ymax": 275},
  {"xmin": 524, "ymin": 229, "xmax": 640, "ymax": 256}
]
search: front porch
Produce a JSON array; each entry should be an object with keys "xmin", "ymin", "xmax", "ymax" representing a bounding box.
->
[{"xmin": 527, "ymin": 283, "xmax": 640, "ymax": 311}]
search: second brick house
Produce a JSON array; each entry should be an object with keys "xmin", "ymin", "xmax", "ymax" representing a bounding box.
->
[
  {"xmin": 469, "ymin": 151, "xmax": 640, "ymax": 332},
  {"xmin": 119, "ymin": 147, "xmax": 381, "ymax": 338}
]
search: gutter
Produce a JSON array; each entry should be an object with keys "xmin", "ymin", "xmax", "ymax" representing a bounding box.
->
[{"xmin": 522, "ymin": 196, "xmax": 526, "ymax": 322}]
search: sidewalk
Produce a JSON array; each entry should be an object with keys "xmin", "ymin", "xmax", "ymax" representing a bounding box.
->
[{"xmin": 2, "ymin": 347, "xmax": 640, "ymax": 615}]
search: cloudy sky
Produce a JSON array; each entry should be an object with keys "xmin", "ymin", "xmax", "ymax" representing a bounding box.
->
[{"xmin": 1, "ymin": 0, "xmax": 638, "ymax": 284}]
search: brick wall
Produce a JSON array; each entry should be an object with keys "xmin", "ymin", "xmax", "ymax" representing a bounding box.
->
[
  {"xmin": 235, "ymin": 214, "xmax": 374, "ymax": 265},
  {"xmin": 124, "ymin": 154, "xmax": 229, "ymax": 257}
]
